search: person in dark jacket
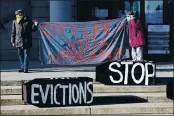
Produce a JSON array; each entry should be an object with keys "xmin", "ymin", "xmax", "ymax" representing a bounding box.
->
[
  {"xmin": 11, "ymin": 10, "xmax": 38, "ymax": 73},
  {"xmin": 126, "ymin": 11, "xmax": 145, "ymax": 61}
]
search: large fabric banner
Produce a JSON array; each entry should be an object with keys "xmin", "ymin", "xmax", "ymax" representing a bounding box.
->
[{"xmin": 38, "ymin": 18, "xmax": 130, "ymax": 65}]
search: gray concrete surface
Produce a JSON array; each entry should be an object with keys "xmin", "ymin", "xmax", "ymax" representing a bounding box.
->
[
  {"xmin": 1, "ymin": 85, "xmax": 167, "ymax": 95},
  {"xmin": 0, "ymin": 61, "xmax": 173, "ymax": 81},
  {"xmin": 1, "ymin": 103, "xmax": 173, "ymax": 115},
  {"xmin": 1, "ymin": 93, "xmax": 173, "ymax": 105}
]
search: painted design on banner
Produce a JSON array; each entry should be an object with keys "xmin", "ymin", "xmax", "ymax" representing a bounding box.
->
[{"xmin": 38, "ymin": 19, "xmax": 130, "ymax": 65}]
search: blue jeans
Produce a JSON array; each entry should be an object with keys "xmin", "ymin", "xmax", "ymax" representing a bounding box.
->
[{"xmin": 17, "ymin": 47, "xmax": 30, "ymax": 69}]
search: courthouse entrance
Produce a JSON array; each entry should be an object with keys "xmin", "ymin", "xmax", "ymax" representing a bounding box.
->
[
  {"xmin": 77, "ymin": 0, "xmax": 173, "ymax": 61},
  {"xmin": 144, "ymin": 0, "xmax": 173, "ymax": 61},
  {"xmin": 77, "ymin": 0, "xmax": 141, "ymax": 21}
]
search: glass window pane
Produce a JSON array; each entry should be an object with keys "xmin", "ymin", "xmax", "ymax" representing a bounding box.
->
[
  {"xmin": 123, "ymin": 0, "xmax": 140, "ymax": 18},
  {"xmin": 95, "ymin": 7, "xmax": 108, "ymax": 18},
  {"xmin": 122, "ymin": 0, "xmax": 131, "ymax": 18},
  {"xmin": 145, "ymin": 0, "xmax": 163, "ymax": 24},
  {"xmin": 133, "ymin": 1, "xmax": 140, "ymax": 17}
]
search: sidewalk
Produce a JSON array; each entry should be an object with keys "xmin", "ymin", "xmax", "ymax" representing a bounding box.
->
[
  {"xmin": 0, "ymin": 61, "xmax": 173, "ymax": 81},
  {"xmin": 0, "ymin": 61, "xmax": 96, "ymax": 81}
]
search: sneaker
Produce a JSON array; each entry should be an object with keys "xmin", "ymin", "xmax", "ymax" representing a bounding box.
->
[
  {"xmin": 18, "ymin": 69, "xmax": 24, "ymax": 72},
  {"xmin": 24, "ymin": 68, "xmax": 28, "ymax": 73}
]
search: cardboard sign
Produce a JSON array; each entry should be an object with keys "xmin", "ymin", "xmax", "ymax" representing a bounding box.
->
[
  {"xmin": 96, "ymin": 61, "xmax": 156, "ymax": 85},
  {"xmin": 22, "ymin": 77, "xmax": 93, "ymax": 107}
]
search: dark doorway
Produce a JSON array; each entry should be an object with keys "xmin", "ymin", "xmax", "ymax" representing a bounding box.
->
[
  {"xmin": 144, "ymin": 0, "xmax": 173, "ymax": 61},
  {"xmin": 77, "ymin": 0, "xmax": 129, "ymax": 22},
  {"xmin": 169, "ymin": 0, "xmax": 174, "ymax": 61},
  {"xmin": 77, "ymin": 0, "xmax": 141, "ymax": 22}
]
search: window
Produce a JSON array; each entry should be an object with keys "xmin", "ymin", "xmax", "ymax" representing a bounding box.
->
[
  {"xmin": 145, "ymin": 0, "xmax": 163, "ymax": 24},
  {"xmin": 132, "ymin": 1, "xmax": 140, "ymax": 17},
  {"xmin": 123, "ymin": 0, "xmax": 140, "ymax": 18},
  {"xmin": 94, "ymin": 7, "xmax": 108, "ymax": 19}
]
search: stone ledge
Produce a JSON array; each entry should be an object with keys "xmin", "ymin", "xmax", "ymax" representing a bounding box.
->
[
  {"xmin": 1, "ymin": 103, "xmax": 173, "ymax": 115},
  {"xmin": 1, "ymin": 85, "xmax": 167, "ymax": 95}
]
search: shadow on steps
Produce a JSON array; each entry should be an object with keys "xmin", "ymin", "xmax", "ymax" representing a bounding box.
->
[
  {"xmin": 92, "ymin": 95, "xmax": 148, "ymax": 105},
  {"xmin": 26, "ymin": 95, "xmax": 148, "ymax": 108}
]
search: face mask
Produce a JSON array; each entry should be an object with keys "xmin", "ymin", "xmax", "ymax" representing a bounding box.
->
[
  {"xmin": 16, "ymin": 15, "xmax": 23, "ymax": 24},
  {"xmin": 131, "ymin": 16, "xmax": 135, "ymax": 20},
  {"xmin": 126, "ymin": 16, "xmax": 131, "ymax": 22}
]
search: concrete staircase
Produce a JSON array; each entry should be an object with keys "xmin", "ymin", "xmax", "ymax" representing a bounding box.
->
[
  {"xmin": 1, "ymin": 83, "xmax": 173, "ymax": 115},
  {"xmin": 1, "ymin": 63, "xmax": 173, "ymax": 115}
]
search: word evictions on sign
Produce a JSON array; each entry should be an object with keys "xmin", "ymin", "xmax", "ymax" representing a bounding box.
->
[
  {"xmin": 23, "ymin": 77, "xmax": 93, "ymax": 107},
  {"xmin": 96, "ymin": 61, "xmax": 156, "ymax": 85}
]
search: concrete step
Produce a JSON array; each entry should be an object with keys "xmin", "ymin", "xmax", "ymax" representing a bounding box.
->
[
  {"xmin": 1, "ymin": 77, "xmax": 173, "ymax": 86},
  {"xmin": 93, "ymin": 85, "xmax": 166, "ymax": 93},
  {"xmin": 1, "ymin": 95, "xmax": 24, "ymax": 105},
  {"xmin": 94, "ymin": 93, "xmax": 173, "ymax": 103},
  {"xmin": 133, "ymin": 114, "xmax": 173, "ymax": 115},
  {"xmin": 1, "ymin": 93, "xmax": 173, "ymax": 105},
  {"xmin": 1, "ymin": 85, "xmax": 167, "ymax": 95},
  {"xmin": 1, "ymin": 86, "xmax": 22, "ymax": 95},
  {"xmin": 1, "ymin": 103, "xmax": 173, "ymax": 115},
  {"xmin": 0, "ymin": 80, "xmax": 100, "ymax": 86},
  {"xmin": 1, "ymin": 80, "xmax": 23, "ymax": 86},
  {"xmin": 90, "ymin": 103, "xmax": 173, "ymax": 114}
]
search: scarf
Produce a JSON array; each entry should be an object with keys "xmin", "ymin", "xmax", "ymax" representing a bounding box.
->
[{"xmin": 16, "ymin": 15, "xmax": 23, "ymax": 24}]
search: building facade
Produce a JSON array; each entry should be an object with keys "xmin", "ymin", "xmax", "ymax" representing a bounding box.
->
[{"xmin": 0, "ymin": 0, "xmax": 173, "ymax": 61}]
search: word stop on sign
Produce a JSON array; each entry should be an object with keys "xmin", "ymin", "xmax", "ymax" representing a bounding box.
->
[{"xmin": 96, "ymin": 61, "xmax": 156, "ymax": 85}]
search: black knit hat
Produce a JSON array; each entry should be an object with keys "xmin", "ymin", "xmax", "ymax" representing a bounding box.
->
[
  {"xmin": 15, "ymin": 10, "xmax": 24, "ymax": 15},
  {"xmin": 127, "ymin": 11, "xmax": 134, "ymax": 16}
]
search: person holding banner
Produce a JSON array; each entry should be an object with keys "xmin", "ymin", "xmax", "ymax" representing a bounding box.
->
[
  {"xmin": 126, "ymin": 11, "xmax": 145, "ymax": 61},
  {"xmin": 11, "ymin": 10, "xmax": 38, "ymax": 73}
]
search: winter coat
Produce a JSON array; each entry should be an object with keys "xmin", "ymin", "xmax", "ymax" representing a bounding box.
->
[
  {"xmin": 128, "ymin": 18, "xmax": 145, "ymax": 48},
  {"xmin": 11, "ymin": 16, "xmax": 37, "ymax": 48}
]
